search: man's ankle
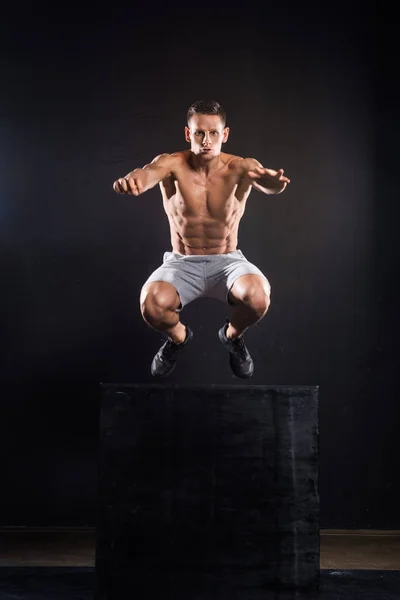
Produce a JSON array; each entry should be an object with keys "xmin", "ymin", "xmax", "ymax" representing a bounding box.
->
[
  {"xmin": 226, "ymin": 324, "xmax": 241, "ymax": 340},
  {"xmin": 169, "ymin": 324, "xmax": 187, "ymax": 344}
]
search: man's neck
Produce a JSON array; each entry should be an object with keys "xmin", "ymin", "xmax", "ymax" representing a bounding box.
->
[{"xmin": 190, "ymin": 152, "xmax": 222, "ymax": 175}]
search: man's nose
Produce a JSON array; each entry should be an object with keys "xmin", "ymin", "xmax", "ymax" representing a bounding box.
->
[{"xmin": 202, "ymin": 133, "xmax": 211, "ymax": 145}]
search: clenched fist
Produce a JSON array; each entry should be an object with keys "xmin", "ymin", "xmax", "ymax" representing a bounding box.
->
[{"xmin": 113, "ymin": 173, "xmax": 143, "ymax": 195}]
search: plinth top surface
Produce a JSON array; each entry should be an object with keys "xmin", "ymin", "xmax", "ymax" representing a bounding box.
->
[{"xmin": 100, "ymin": 383, "xmax": 319, "ymax": 395}]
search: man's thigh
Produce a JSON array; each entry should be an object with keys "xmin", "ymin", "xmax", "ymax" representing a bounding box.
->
[
  {"xmin": 142, "ymin": 252, "xmax": 206, "ymax": 311},
  {"xmin": 206, "ymin": 250, "xmax": 271, "ymax": 304}
]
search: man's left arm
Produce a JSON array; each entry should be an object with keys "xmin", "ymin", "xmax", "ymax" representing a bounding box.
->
[{"xmin": 242, "ymin": 157, "xmax": 290, "ymax": 195}]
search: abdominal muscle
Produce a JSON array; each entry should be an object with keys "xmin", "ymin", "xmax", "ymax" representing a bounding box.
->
[
  {"xmin": 171, "ymin": 227, "xmax": 238, "ymax": 255},
  {"xmin": 165, "ymin": 200, "xmax": 242, "ymax": 255}
]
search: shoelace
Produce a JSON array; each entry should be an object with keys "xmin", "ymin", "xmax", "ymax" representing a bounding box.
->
[
  {"xmin": 159, "ymin": 338, "xmax": 181, "ymax": 361},
  {"xmin": 231, "ymin": 336, "xmax": 248, "ymax": 360}
]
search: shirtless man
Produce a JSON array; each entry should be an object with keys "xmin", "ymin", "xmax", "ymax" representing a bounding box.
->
[{"xmin": 113, "ymin": 100, "xmax": 290, "ymax": 378}]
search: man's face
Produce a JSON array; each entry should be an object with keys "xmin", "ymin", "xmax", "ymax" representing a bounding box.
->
[{"xmin": 185, "ymin": 114, "xmax": 229, "ymax": 159}]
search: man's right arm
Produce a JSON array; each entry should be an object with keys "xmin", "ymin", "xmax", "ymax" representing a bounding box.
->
[{"xmin": 113, "ymin": 153, "xmax": 177, "ymax": 196}]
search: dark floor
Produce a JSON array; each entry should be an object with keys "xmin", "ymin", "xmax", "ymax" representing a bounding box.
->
[
  {"xmin": 0, "ymin": 567, "xmax": 400, "ymax": 600},
  {"xmin": 2, "ymin": 528, "xmax": 400, "ymax": 569},
  {"xmin": 0, "ymin": 528, "xmax": 399, "ymax": 599}
]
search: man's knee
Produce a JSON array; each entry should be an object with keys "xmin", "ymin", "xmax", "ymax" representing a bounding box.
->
[
  {"xmin": 140, "ymin": 281, "xmax": 181, "ymax": 319},
  {"xmin": 245, "ymin": 290, "xmax": 270, "ymax": 316},
  {"xmin": 230, "ymin": 276, "xmax": 270, "ymax": 315}
]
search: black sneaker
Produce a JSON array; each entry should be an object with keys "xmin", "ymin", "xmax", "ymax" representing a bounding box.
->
[
  {"xmin": 218, "ymin": 320, "xmax": 254, "ymax": 379},
  {"xmin": 151, "ymin": 325, "xmax": 193, "ymax": 378}
]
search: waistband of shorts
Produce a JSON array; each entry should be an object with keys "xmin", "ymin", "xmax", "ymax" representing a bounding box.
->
[{"xmin": 168, "ymin": 249, "xmax": 243, "ymax": 259}]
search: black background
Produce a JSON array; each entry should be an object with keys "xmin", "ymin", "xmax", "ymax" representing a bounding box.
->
[{"xmin": 1, "ymin": 1, "xmax": 398, "ymax": 528}]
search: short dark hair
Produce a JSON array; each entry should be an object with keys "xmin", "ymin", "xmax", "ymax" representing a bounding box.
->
[{"xmin": 187, "ymin": 100, "xmax": 227, "ymax": 127}]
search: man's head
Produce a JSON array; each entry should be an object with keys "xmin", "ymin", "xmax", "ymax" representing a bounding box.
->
[{"xmin": 185, "ymin": 100, "xmax": 230, "ymax": 159}]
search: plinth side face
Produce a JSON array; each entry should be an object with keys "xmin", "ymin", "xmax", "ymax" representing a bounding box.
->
[{"xmin": 95, "ymin": 385, "xmax": 319, "ymax": 598}]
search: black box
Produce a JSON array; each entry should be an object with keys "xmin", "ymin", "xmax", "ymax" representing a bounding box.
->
[{"xmin": 95, "ymin": 384, "xmax": 319, "ymax": 599}]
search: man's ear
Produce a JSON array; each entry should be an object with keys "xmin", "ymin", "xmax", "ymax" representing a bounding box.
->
[
  {"xmin": 222, "ymin": 127, "xmax": 230, "ymax": 143},
  {"xmin": 184, "ymin": 126, "xmax": 191, "ymax": 143}
]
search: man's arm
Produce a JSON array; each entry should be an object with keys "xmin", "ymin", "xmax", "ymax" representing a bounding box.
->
[
  {"xmin": 113, "ymin": 153, "xmax": 178, "ymax": 196},
  {"xmin": 241, "ymin": 157, "xmax": 290, "ymax": 195}
]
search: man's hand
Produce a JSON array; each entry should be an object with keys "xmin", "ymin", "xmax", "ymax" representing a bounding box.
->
[
  {"xmin": 113, "ymin": 153, "xmax": 177, "ymax": 196},
  {"xmin": 247, "ymin": 166, "xmax": 290, "ymax": 195},
  {"xmin": 113, "ymin": 172, "xmax": 143, "ymax": 195}
]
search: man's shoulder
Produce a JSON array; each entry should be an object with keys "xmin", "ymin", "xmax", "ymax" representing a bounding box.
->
[
  {"xmin": 151, "ymin": 151, "xmax": 186, "ymax": 164},
  {"xmin": 169, "ymin": 150, "xmax": 190, "ymax": 162},
  {"xmin": 225, "ymin": 154, "xmax": 259, "ymax": 173},
  {"xmin": 222, "ymin": 153, "xmax": 242, "ymax": 169}
]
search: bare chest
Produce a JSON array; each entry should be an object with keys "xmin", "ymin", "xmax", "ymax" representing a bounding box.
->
[{"xmin": 161, "ymin": 170, "xmax": 246, "ymax": 218}]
